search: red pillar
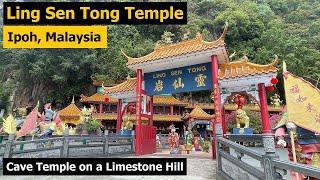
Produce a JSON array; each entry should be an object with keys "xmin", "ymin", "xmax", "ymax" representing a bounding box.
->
[
  {"xmin": 99, "ymin": 104, "xmax": 103, "ymax": 113},
  {"xmin": 170, "ymin": 105, "xmax": 174, "ymax": 115},
  {"xmin": 116, "ymin": 99, "xmax": 122, "ymax": 133},
  {"xmin": 258, "ymin": 83, "xmax": 271, "ymax": 133},
  {"xmin": 135, "ymin": 69, "xmax": 143, "ymax": 155},
  {"xmin": 211, "ymin": 54, "xmax": 223, "ymax": 159},
  {"xmin": 150, "ymin": 96, "xmax": 153, "ymax": 126}
]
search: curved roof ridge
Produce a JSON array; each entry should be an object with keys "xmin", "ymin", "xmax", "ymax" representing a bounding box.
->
[
  {"xmin": 189, "ymin": 105, "xmax": 214, "ymax": 119},
  {"xmin": 104, "ymin": 77, "xmax": 137, "ymax": 94},
  {"xmin": 221, "ymin": 55, "xmax": 279, "ymax": 68},
  {"xmin": 80, "ymin": 93, "xmax": 117, "ymax": 103},
  {"xmin": 122, "ymin": 23, "xmax": 228, "ymax": 65}
]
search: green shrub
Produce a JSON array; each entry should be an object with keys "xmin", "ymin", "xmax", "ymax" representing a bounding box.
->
[
  {"xmin": 202, "ymin": 140, "xmax": 211, "ymax": 153},
  {"xmin": 85, "ymin": 118, "xmax": 101, "ymax": 134}
]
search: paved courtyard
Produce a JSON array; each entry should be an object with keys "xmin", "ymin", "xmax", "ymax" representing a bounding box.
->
[{"xmin": 1, "ymin": 150, "xmax": 216, "ymax": 180}]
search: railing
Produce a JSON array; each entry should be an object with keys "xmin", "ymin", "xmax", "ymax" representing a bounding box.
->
[
  {"xmin": 0, "ymin": 131, "xmax": 135, "ymax": 170},
  {"xmin": 216, "ymin": 135, "xmax": 320, "ymax": 180}
]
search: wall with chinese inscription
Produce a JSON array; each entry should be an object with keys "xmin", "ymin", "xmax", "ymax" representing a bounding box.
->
[{"xmin": 144, "ymin": 62, "xmax": 213, "ymax": 95}]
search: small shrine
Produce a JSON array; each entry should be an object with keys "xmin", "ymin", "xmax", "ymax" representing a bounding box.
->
[
  {"xmin": 183, "ymin": 105, "xmax": 214, "ymax": 139},
  {"xmin": 59, "ymin": 98, "xmax": 81, "ymax": 126}
]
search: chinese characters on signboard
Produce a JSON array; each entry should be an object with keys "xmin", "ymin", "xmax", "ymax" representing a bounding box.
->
[{"xmin": 144, "ymin": 62, "xmax": 213, "ymax": 95}]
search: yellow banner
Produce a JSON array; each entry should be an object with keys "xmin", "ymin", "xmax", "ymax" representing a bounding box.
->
[
  {"xmin": 3, "ymin": 26, "xmax": 107, "ymax": 48},
  {"xmin": 284, "ymin": 71, "xmax": 320, "ymax": 133}
]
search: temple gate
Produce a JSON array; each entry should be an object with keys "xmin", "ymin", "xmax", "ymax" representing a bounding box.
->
[{"xmin": 105, "ymin": 23, "xmax": 279, "ymax": 158}]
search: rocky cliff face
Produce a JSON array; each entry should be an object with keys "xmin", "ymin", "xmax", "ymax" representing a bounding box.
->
[{"xmin": 9, "ymin": 81, "xmax": 53, "ymax": 113}]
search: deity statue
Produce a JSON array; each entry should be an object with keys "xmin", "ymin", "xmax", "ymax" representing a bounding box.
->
[
  {"xmin": 184, "ymin": 130, "xmax": 193, "ymax": 146},
  {"xmin": 192, "ymin": 134, "xmax": 201, "ymax": 151},
  {"xmin": 121, "ymin": 116, "xmax": 133, "ymax": 130},
  {"xmin": 270, "ymin": 93, "xmax": 282, "ymax": 107},
  {"xmin": 44, "ymin": 103, "xmax": 55, "ymax": 122},
  {"xmin": 235, "ymin": 109, "xmax": 250, "ymax": 128},
  {"xmin": 168, "ymin": 124, "xmax": 179, "ymax": 150},
  {"xmin": 39, "ymin": 121, "xmax": 56, "ymax": 138}
]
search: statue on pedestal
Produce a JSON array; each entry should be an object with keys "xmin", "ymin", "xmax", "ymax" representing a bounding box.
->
[
  {"xmin": 232, "ymin": 94, "xmax": 253, "ymax": 134},
  {"xmin": 168, "ymin": 124, "xmax": 179, "ymax": 153}
]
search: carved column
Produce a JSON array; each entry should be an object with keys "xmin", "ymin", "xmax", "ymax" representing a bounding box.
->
[
  {"xmin": 116, "ymin": 99, "xmax": 122, "ymax": 133},
  {"xmin": 135, "ymin": 69, "xmax": 143, "ymax": 155},
  {"xmin": 211, "ymin": 54, "xmax": 223, "ymax": 160},
  {"xmin": 149, "ymin": 96, "xmax": 154, "ymax": 126},
  {"xmin": 258, "ymin": 83, "xmax": 277, "ymax": 180}
]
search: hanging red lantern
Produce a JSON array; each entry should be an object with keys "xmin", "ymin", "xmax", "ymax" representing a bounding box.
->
[
  {"xmin": 271, "ymin": 77, "xmax": 278, "ymax": 85},
  {"xmin": 104, "ymin": 97, "xmax": 109, "ymax": 102}
]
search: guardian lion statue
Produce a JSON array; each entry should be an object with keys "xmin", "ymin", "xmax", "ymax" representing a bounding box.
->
[{"xmin": 235, "ymin": 109, "xmax": 250, "ymax": 128}]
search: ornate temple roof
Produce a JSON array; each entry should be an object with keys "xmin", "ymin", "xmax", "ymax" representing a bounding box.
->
[
  {"xmin": 122, "ymin": 24, "xmax": 229, "ymax": 72},
  {"xmin": 188, "ymin": 105, "xmax": 214, "ymax": 120},
  {"xmin": 59, "ymin": 98, "xmax": 81, "ymax": 118},
  {"xmin": 153, "ymin": 96, "xmax": 187, "ymax": 106},
  {"xmin": 103, "ymin": 77, "xmax": 136, "ymax": 94},
  {"xmin": 80, "ymin": 93, "xmax": 117, "ymax": 104},
  {"xmin": 218, "ymin": 56, "xmax": 279, "ymax": 80},
  {"xmin": 123, "ymin": 32, "xmax": 226, "ymax": 66}
]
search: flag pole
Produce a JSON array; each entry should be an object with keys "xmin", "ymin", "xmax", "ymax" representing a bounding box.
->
[{"xmin": 286, "ymin": 122, "xmax": 301, "ymax": 180}]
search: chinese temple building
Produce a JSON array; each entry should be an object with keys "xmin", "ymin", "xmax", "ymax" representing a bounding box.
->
[
  {"xmin": 59, "ymin": 29, "xmax": 282, "ymax": 136},
  {"xmin": 58, "ymin": 24, "xmax": 283, "ymax": 156},
  {"xmin": 152, "ymin": 96, "xmax": 186, "ymax": 134},
  {"xmin": 80, "ymin": 93, "xmax": 118, "ymax": 132},
  {"xmin": 59, "ymin": 98, "xmax": 81, "ymax": 126},
  {"xmin": 103, "ymin": 24, "xmax": 281, "ymax": 155}
]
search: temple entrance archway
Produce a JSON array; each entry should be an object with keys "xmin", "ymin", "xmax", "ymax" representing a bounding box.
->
[{"xmin": 104, "ymin": 24, "xmax": 279, "ymax": 158}]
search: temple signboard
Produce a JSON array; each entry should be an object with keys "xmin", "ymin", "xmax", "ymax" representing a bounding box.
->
[{"xmin": 144, "ymin": 62, "xmax": 212, "ymax": 95}]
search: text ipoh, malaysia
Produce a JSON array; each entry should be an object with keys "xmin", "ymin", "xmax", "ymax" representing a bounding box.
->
[{"xmin": 3, "ymin": 158, "xmax": 187, "ymax": 175}]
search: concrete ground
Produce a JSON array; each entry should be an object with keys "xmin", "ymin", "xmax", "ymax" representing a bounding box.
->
[{"xmin": 1, "ymin": 150, "xmax": 216, "ymax": 180}]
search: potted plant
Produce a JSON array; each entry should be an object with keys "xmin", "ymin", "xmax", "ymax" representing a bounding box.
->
[
  {"xmin": 80, "ymin": 107, "xmax": 101, "ymax": 135},
  {"xmin": 84, "ymin": 118, "xmax": 101, "ymax": 135},
  {"xmin": 201, "ymin": 140, "xmax": 210, "ymax": 153}
]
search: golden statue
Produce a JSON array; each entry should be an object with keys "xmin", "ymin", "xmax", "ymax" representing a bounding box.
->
[
  {"xmin": 121, "ymin": 116, "xmax": 133, "ymax": 130},
  {"xmin": 270, "ymin": 93, "xmax": 282, "ymax": 107},
  {"xmin": 235, "ymin": 109, "xmax": 250, "ymax": 128}
]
